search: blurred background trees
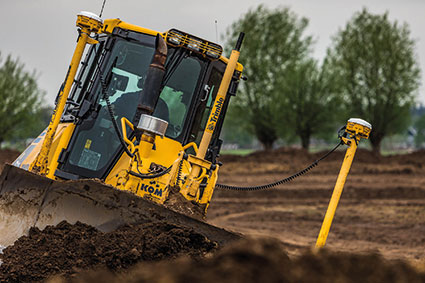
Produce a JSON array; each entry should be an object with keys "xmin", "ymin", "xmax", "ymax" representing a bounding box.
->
[
  {"xmin": 0, "ymin": 6, "xmax": 422, "ymax": 155},
  {"xmin": 325, "ymin": 8, "xmax": 420, "ymax": 154},
  {"xmin": 277, "ymin": 59, "xmax": 341, "ymax": 149},
  {"xmin": 222, "ymin": 6, "xmax": 421, "ymax": 154},
  {"xmin": 223, "ymin": 5, "xmax": 314, "ymax": 150},
  {"xmin": 0, "ymin": 53, "xmax": 46, "ymax": 148}
]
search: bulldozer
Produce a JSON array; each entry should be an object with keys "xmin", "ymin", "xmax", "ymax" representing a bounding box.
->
[{"xmin": 0, "ymin": 12, "xmax": 244, "ymax": 246}]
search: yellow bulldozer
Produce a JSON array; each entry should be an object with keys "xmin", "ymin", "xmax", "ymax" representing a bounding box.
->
[
  {"xmin": 0, "ymin": 11, "xmax": 245, "ymax": 246},
  {"xmin": 0, "ymin": 11, "xmax": 372, "ymax": 249}
]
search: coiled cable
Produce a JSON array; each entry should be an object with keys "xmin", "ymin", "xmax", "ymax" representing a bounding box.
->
[
  {"xmin": 215, "ymin": 141, "xmax": 343, "ymax": 191},
  {"xmin": 97, "ymin": 63, "xmax": 134, "ymax": 158},
  {"xmin": 176, "ymin": 160, "xmax": 184, "ymax": 186}
]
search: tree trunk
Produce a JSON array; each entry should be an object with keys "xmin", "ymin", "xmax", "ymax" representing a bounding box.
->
[
  {"xmin": 262, "ymin": 140, "xmax": 274, "ymax": 151},
  {"xmin": 369, "ymin": 131, "xmax": 384, "ymax": 155},
  {"xmin": 254, "ymin": 122, "xmax": 277, "ymax": 151},
  {"xmin": 370, "ymin": 141, "xmax": 381, "ymax": 155},
  {"xmin": 300, "ymin": 134, "xmax": 310, "ymax": 150}
]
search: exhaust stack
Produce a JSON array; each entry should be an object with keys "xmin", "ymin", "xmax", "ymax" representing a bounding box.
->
[{"xmin": 133, "ymin": 34, "xmax": 168, "ymax": 131}]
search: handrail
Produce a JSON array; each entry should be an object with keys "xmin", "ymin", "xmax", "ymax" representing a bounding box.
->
[{"xmin": 120, "ymin": 117, "xmax": 135, "ymax": 153}]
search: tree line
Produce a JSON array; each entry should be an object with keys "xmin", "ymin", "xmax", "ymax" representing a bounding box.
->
[
  {"xmin": 222, "ymin": 6, "xmax": 421, "ymax": 154},
  {"xmin": 0, "ymin": 6, "xmax": 422, "ymax": 155},
  {"xmin": 0, "ymin": 53, "xmax": 48, "ymax": 149}
]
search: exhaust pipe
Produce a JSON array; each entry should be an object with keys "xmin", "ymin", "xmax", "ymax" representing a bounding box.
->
[{"xmin": 133, "ymin": 34, "xmax": 168, "ymax": 132}]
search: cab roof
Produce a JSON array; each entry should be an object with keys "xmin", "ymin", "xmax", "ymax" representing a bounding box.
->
[{"xmin": 102, "ymin": 18, "xmax": 243, "ymax": 74}]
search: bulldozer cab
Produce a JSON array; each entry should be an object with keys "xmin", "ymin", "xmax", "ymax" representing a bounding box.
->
[{"xmin": 55, "ymin": 27, "xmax": 235, "ymax": 180}]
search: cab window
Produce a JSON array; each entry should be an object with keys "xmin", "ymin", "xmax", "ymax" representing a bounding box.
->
[
  {"xmin": 192, "ymin": 67, "xmax": 223, "ymax": 145},
  {"xmin": 155, "ymin": 56, "xmax": 202, "ymax": 139}
]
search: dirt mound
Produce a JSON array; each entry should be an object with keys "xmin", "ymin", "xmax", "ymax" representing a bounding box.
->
[
  {"xmin": 55, "ymin": 238, "xmax": 425, "ymax": 283},
  {"xmin": 0, "ymin": 221, "xmax": 217, "ymax": 282}
]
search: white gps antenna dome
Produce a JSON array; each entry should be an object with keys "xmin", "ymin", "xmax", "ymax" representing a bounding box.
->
[{"xmin": 77, "ymin": 11, "xmax": 103, "ymax": 24}]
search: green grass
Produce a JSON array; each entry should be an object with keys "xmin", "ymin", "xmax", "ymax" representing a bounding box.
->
[
  {"xmin": 221, "ymin": 145, "xmax": 414, "ymax": 157},
  {"xmin": 380, "ymin": 149, "xmax": 414, "ymax": 156},
  {"xmin": 220, "ymin": 149, "xmax": 255, "ymax": 156}
]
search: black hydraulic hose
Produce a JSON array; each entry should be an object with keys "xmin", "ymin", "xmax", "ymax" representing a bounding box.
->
[
  {"xmin": 215, "ymin": 141, "xmax": 343, "ymax": 191},
  {"xmin": 95, "ymin": 50, "xmax": 174, "ymax": 177},
  {"xmin": 98, "ymin": 70, "xmax": 135, "ymax": 158},
  {"xmin": 128, "ymin": 165, "xmax": 172, "ymax": 179},
  {"xmin": 101, "ymin": 80, "xmax": 172, "ymax": 178}
]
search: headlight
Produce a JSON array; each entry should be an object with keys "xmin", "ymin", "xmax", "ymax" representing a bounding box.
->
[
  {"xmin": 205, "ymin": 43, "xmax": 222, "ymax": 59},
  {"xmin": 187, "ymin": 38, "xmax": 202, "ymax": 52},
  {"xmin": 167, "ymin": 30, "xmax": 184, "ymax": 46},
  {"xmin": 165, "ymin": 29, "xmax": 223, "ymax": 60}
]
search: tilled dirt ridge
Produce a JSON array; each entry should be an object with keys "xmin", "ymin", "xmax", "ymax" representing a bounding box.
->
[
  {"xmin": 210, "ymin": 148, "xmax": 425, "ymax": 262},
  {"xmin": 218, "ymin": 148, "xmax": 425, "ymax": 176},
  {"xmin": 52, "ymin": 238, "xmax": 425, "ymax": 283},
  {"xmin": 0, "ymin": 221, "xmax": 217, "ymax": 282}
]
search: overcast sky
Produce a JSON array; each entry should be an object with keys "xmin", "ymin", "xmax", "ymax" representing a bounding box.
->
[{"xmin": 1, "ymin": 0, "xmax": 424, "ymax": 104}]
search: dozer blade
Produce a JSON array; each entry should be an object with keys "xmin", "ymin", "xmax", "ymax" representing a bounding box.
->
[{"xmin": 0, "ymin": 164, "xmax": 240, "ymax": 247}]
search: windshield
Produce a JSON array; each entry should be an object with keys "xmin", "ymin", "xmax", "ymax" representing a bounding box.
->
[
  {"xmin": 95, "ymin": 41, "xmax": 202, "ymax": 139},
  {"xmin": 156, "ymin": 56, "xmax": 201, "ymax": 137},
  {"xmin": 62, "ymin": 35, "xmax": 204, "ymax": 177},
  {"xmin": 93, "ymin": 41, "xmax": 201, "ymax": 139},
  {"xmin": 66, "ymin": 38, "xmax": 155, "ymax": 172}
]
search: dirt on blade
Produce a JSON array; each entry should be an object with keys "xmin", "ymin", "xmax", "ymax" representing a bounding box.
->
[{"xmin": 0, "ymin": 221, "xmax": 217, "ymax": 282}]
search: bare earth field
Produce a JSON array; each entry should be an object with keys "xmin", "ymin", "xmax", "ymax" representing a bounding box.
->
[
  {"xmin": 209, "ymin": 148, "xmax": 425, "ymax": 264},
  {"xmin": 1, "ymin": 148, "xmax": 425, "ymax": 281}
]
